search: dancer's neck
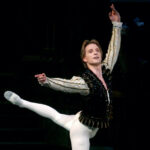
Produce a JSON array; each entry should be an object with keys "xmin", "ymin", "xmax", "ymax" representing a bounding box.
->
[{"xmin": 87, "ymin": 64, "xmax": 103, "ymax": 79}]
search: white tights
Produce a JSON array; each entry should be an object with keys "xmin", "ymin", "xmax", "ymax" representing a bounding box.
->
[{"xmin": 4, "ymin": 91, "xmax": 99, "ymax": 150}]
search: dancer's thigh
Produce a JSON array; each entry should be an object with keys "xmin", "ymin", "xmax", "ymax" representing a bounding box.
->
[
  {"xmin": 55, "ymin": 113, "xmax": 76, "ymax": 130},
  {"xmin": 23, "ymin": 100, "xmax": 76, "ymax": 130}
]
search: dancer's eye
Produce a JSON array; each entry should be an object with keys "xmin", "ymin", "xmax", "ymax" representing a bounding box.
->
[{"xmin": 88, "ymin": 49, "xmax": 93, "ymax": 53}]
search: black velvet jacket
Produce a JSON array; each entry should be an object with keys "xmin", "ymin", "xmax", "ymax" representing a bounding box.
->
[{"xmin": 79, "ymin": 66, "xmax": 113, "ymax": 128}]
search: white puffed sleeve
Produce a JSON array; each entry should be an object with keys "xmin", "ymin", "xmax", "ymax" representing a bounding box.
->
[
  {"xmin": 102, "ymin": 21, "xmax": 123, "ymax": 73},
  {"xmin": 40, "ymin": 76, "xmax": 89, "ymax": 96}
]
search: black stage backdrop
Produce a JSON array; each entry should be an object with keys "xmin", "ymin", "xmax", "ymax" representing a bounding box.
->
[{"xmin": 1, "ymin": 0, "xmax": 149, "ymax": 149}]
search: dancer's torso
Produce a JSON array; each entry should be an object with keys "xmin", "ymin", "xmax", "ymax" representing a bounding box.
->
[{"xmin": 79, "ymin": 66, "xmax": 113, "ymax": 128}]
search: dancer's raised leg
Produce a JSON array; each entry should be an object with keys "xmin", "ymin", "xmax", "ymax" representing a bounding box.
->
[{"xmin": 4, "ymin": 91, "xmax": 75, "ymax": 130}]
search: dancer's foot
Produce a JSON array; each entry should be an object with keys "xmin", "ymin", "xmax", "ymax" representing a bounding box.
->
[{"xmin": 4, "ymin": 91, "xmax": 23, "ymax": 107}]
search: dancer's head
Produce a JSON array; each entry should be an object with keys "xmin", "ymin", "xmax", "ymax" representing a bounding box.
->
[{"xmin": 80, "ymin": 39, "xmax": 103, "ymax": 68}]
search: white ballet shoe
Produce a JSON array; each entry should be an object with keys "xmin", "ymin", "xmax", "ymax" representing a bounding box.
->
[{"xmin": 4, "ymin": 91, "xmax": 23, "ymax": 107}]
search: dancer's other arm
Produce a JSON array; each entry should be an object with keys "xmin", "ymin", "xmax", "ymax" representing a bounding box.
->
[{"xmin": 35, "ymin": 73, "xmax": 89, "ymax": 96}]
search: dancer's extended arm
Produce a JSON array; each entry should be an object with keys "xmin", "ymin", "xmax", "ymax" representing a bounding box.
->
[{"xmin": 35, "ymin": 73, "xmax": 89, "ymax": 96}]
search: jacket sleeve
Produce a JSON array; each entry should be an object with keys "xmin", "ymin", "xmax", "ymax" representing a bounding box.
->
[
  {"xmin": 102, "ymin": 21, "xmax": 123, "ymax": 73},
  {"xmin": 39, "ymin": 76, "xmax": 89, "ymax": 96}
]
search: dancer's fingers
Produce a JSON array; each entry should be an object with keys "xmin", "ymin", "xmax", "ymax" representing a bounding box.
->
[
  {"xmin": 110, "ymin": 3, "xmax": 116, "ymax": 10},
  {"xmin": 35, "ymin": 74, "xmax": 40, "ymax": 78},
  {"xmin": 35, "ymin": 73, "xmax": 46, "ymax": 78}
]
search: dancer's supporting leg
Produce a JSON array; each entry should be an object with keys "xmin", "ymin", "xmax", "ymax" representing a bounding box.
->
[{"xmin": 69, "ymin": 116, "xmax": 99, "ymax": 150}]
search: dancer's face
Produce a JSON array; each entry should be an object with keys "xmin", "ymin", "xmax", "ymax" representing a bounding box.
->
[{"xmin": 83, "ymin": 43, "xmax": 102, "ymax": 66}]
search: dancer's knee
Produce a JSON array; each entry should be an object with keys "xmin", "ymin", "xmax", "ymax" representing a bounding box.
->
[{"xmin": 70, "ymin": 135, "xmax": 90, "ymax": 150}]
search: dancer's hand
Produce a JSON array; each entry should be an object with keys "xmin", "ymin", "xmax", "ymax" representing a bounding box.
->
[
  {"xmin": 35, "ymin": 73, "xmax": 47, "ymax": 84},
  {"xmin": 109, "ymin": 4, "xmax": 121, "ymax": 22}
]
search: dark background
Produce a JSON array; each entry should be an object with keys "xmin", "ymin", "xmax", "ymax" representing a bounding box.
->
[{"xmin": 1, "ymin": 0, "xmax": 149, "ymax": 149}]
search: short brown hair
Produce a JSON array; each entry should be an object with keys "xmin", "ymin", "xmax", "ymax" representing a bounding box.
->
[{"xmin": 80, "ymin": 39, "xmax": 103, "ymax": 68}]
